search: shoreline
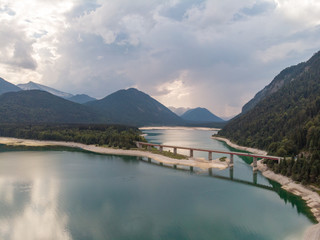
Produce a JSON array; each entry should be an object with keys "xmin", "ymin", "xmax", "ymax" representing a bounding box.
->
[
  {"xmin": 212, "ymin": 136, "xmax": 320, "ymax": 239},
  {"xmin": 0, "ymin": 137, "xmax": 228, "ymax": 171},
  {"xmin": 2, "ymin": 135, "xmax": 319, "ymax": 238},
  {"xmin": 212, "ymin": 136, "xmax": 268, "ymax": 155}
]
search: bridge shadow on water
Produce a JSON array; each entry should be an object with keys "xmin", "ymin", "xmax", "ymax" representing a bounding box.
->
[{"xmin": 139, "ymin": 156, "xmax": 317, "ymax": 223}]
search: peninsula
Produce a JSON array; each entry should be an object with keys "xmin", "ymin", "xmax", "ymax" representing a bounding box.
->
[{"xmin": 0, "ymin": 137, "xmax": 229, "ymax": 170}]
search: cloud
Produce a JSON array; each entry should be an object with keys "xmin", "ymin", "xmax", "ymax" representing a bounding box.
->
[
  {"xmin": 1, "ymin": 0, "xmax": 320, "ymax": 118},
  {"xmin": 0, "ymin": 22, "xmax": 37, "ymax": 70}
]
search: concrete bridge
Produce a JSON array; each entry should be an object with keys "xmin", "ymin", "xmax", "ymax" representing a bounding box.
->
[{"xmin": 136, "ymin": 141, "xmax": 281, "ymax": 170}]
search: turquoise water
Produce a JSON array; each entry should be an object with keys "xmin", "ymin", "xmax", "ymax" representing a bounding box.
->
[{"xmin": 0, "ymin": 129, "xmax": 314, "ymax": 239}]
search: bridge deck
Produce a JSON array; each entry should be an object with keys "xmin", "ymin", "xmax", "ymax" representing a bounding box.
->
[{"xmin": 136, "ymin": 141, "xmax": 280, "ymax": 161}]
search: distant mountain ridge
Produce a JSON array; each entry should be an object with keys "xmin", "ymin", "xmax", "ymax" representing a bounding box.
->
[
  {"xmin": 0, "ymin": 90, "xmax": 105, "ymax": 123},
  {"xmin": 68, "ymin": 94, "xmax": 96, "ymax": 104},
  {"xmin": 168, "ymin": 107, "xmax": 191, "ymax": 116},
  {"xmin": 0, "ymin": 77, "xmax": 21, "ymax": 95},
  {"xmin": 181, "ymin": 107, "xmax": 224, "ymax": 123},
  {"xmin": 86, "ymin": 88, "xmax": 183, "ymax": 126},
  {"xmin": 17, "ymin": 81, "xmax": 73, "ymax": 99},
  {"xmin": 1, "ymin": 78, "xmax": 223, "ymax": 127}
]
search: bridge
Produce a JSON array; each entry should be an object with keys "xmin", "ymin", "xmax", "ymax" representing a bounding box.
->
[{"xmin": 136, "ymin": 141, "xmax": 281, "ymax": 170}]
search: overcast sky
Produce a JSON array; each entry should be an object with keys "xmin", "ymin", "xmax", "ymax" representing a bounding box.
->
[{"xmin": 1, "ymin": 0, "xmax": 320, "ymax": 118}]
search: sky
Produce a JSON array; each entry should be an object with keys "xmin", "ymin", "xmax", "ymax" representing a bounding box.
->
[{"xmin": 1, "ymin": 0, "xmax": 320, "ymax": 118}]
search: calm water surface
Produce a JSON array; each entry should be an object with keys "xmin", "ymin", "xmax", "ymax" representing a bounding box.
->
[{"xmin": 0, "ymin": 129, "xmax": 315, "ymax": 240}]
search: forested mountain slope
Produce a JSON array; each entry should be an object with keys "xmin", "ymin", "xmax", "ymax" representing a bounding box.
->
[
  {"xmin": 219, "ymin": 51, "xmax": 320, "ymax": 157},
  {"xmin": 219, "ymin": 51, "xmax": 320, "ymax": 184},
  {"xmin": 241, "ymin": 62, "xmax": 306, "ymax": 113},
  {"xmin": 86, "ymin": 88, "xmax": 183, "ymax": 126},
  {"xmin": 0, "ymin": 90, "xmax": 105, "ymax": 123}
]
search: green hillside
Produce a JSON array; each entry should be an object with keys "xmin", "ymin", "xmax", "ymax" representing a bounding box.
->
[
  {"xmin": 0, "ymin": 90, "xmax": 106, "ymax": 123},
  {"xmin": 219, "ymin": 51, "xmax": 320, "ymax": 184},
  {"xmin": 86, "ymin": 88, "xmax": 183, "ymax": 126}
]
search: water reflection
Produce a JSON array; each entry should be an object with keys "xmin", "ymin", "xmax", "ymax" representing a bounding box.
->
[
  {"xmin": 139, "ymin": 154, "xmax": 316, "ymax": 223},
  {"xmin": 0, "ymin": 153, "xmax": 71, "ymax": 240}
]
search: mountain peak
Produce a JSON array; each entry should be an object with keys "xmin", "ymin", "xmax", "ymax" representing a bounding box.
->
[
  {"xmin": 0, "ymin": 90, "xmax": 104, "ymax": 123},
  {"xmin": 181, "ymin": 107, "xmax": 224, "ymax": 123},
  {"xmin": 17, "ymin": 81, "xmax": 73, "ymax": 99},
  {"xmin": 86, "ymin": 88, "xmax": 183, "ymax": 126}
]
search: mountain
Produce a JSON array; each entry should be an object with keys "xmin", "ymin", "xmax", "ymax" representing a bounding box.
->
[
  {"xmin": 68, "ymin": 94, "xmax": 96, "ymax": 104},
  {"xmin": 168, "ymin": 107, "xmax": 191, "ymax": 116},
  {"xmin": 86, "ymin": 88, "xmax": 183, "ymax": 126},
  {"xmin": 219, "ymin": 50, "xmax": 320, "ymax": 158},
  {"xmin": 0, "ymin": 90, "xmax": 105, "ymax": 123},
  {"xmin": 17, "ymin": 81, "xmax": 73, "ymax": 99},
  {"xmin": 0, "ymin": 77, "xmax": 21, "ymax": 95},
  {"xmin": 241, "ymin": 62, "xmax": 305, "ymax": 114},
  {"xmin": 181, "ymin": 107, "xmax": 224, "ymax": 123}
]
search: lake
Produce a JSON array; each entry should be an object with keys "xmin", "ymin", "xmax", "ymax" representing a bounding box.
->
[{"xmin": 0, "ymin": 128, "xmax": 314, "ymax": 239}]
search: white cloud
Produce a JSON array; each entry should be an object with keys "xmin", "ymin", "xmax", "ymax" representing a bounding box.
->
[
  {"xmin": 275, "ymin": 0, "xmax": 320, "ymax": 27},
  {"xmin": 256, "ymin": 41, "xmax": 307, "ymax": 63},
  {"xmin": 155, "ymin": 71, "xmax": 192, "ymax": 107},
  {"xmin": 1, "ymin": 0, "xmax": 320, "ymax": 117}
]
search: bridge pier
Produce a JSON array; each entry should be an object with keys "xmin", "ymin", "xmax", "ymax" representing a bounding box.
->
[
  {"xmin": 253, "ymin": 171, "xmax": 257, "ymax": 184},
  {"xmin": 208, "ymin": 152, "xmax": 212, "ymax": 161},
  {"xmin": 253, "ymin": 157, "xmax": 257, "ymax": 171},
  {"xmin": 159, "ymin": 146, "xmax": 163, "ymax": 152},
  {"xmin": 229, "ymin": 167, "xmax": 234, "ymax": 180},
  {"xmin": 190, "ymin": 149, "xmax": 193, "ymax": 158},
  {"xmin": 173, "ymin": 148, "xmax": 177, "ymax": 155},
  {"xmin": 147, "ymin": 145, "xmax": 151, "ymax": 151},
  {"xmin": 230, "ymin": 154, "xmax": 234, "ymax": 166}
]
